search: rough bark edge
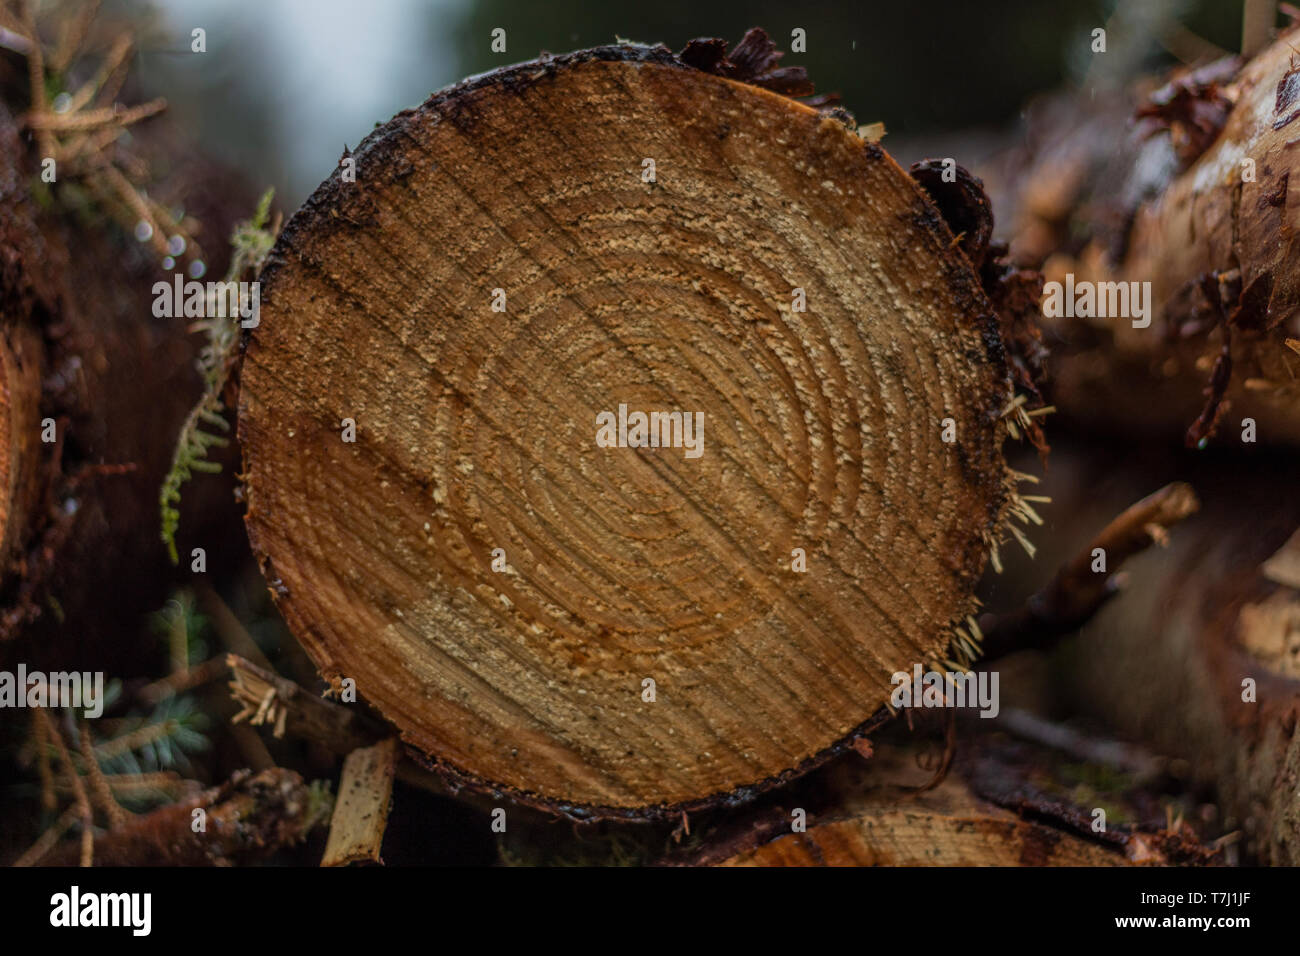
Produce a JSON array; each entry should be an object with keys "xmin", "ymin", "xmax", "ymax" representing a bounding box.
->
[
  {"xmin": 661, "ymin": 755, "xmax": 1215, "ymax": 867},
  {"xmin": 402, "ymin": 709, "xmax": 898, "ymax": 824}
]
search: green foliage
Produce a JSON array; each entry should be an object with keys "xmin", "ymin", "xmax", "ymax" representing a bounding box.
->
[
  {"xmin": 160, "ymin": 188, "xmax": 276, "ymax": 563},
  {"xmin": 159, "ymin": 396, "xmax": 229, "ymax": 564},
  {"xmin": 19, "ymin": 687, "xmax": 212, "ymax": 811},
  {"xmin": 228, "ymin": 188, "xmax": 277, "ymax": 277},
  {"xmin": 93, "ymin": 695, "xmax": 211, "ymax": 778}
]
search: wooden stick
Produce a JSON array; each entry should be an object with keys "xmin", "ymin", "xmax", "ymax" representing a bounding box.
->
[
  {"xmin": 321, "ymin": 738, "xmax": 398, "ymax": 867},
  {"xmin": 12, "ymin": 805, "xmax": 81, "ymax": 867},
  {"xmin": 138, "ymin": 654, "xmax": 228, "ymax": 705},
  {"xmin": 978, "ymin": 482, "xmax": 1199, "ymax": 659}
]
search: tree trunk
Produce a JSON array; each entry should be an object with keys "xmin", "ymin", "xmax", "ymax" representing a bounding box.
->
[
  {"xmin": 712, "ymin": 794, "xmax": 1127, "ymax": 867},
  {"xmin": 238, "ymin": 34, "xmax": 1031, "ymax": 819},
  {"xmin": 1032, "ymin": 439, "xmax": 1300, "ymax": 865},
  {"xmin": 0, "ymin": 100, "xmax": 248, "ymax": 668},
  {"xmin": 981, "ymin": 25, "xmax": 1300, "ymax": 447}
]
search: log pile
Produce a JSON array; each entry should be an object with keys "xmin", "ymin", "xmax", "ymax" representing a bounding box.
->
[{"xmin": 6, "ymin": 10, "xmax": 1300, "ymax": 868}]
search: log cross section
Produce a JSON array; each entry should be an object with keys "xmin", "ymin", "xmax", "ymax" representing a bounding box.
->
[{"xmin": 239, "ymin": 46, "xmax": 1012, "ymax": 816}]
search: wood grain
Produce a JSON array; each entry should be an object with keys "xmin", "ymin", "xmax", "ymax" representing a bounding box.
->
[
  {"xmin": 985, "ymin": 25, "xmax": 1300, "ymax": 445},
  {"xmin": 719, "ymin": 809, "xmax": 1125, "ymax": 866},
  {"xmin": 239, "ymin": 45, "xmax": 1014, "ymax": 815},
  {"xmin": 0, "ymin": 323, "xmax": 42, "ymax": 572},
  {"xmin": 322, "ymin": 738, "xmax": 397, "ymax": 867}
]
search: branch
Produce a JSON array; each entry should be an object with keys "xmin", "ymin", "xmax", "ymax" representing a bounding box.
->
[
  {"xmin": 978, "ymin": 482, "xmax": 1200, "ymax": 660},
  {"xmin": 42, "ymin": 768, "xmax": 330, "ymax": 866}
]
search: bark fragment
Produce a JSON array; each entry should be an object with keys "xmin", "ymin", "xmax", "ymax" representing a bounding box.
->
[{"xmin": 321, "ymin": 738, "xmax": 398, "ymax": 867}]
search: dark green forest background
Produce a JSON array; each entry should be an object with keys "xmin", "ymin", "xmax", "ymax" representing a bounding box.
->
[{"xmin": 138, "ymin": 0, "xmax": 1247, "ymax": 209}]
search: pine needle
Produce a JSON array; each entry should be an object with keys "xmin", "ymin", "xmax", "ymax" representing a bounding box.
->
[{"xmin": 160, "ymin": 188, "xmax": 276, "ymax": 563}]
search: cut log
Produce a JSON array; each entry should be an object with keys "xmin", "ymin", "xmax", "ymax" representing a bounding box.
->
[
  {"xmin": 716, "ymin": 801, "xmax": 1126, "ymax": 867},
  {"xmin": 239, "ymin": 36, "xmax": 1025, "ymax": 817},
  {"xmin": 1007, "ymin": 438, "xmax": 1300, "ymax": 865},
  {"xmin": 674, "ymin": 745, "xmax": 1158, "ymax": 866},
  {"xmin": 981, "ymin": 25, "xmax": 1300, "ymax": 446}
]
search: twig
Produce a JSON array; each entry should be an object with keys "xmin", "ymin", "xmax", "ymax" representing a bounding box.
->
[
  {"xmin": 34, "ymin": 708, "xmax": 93, "ymax": 865},
  {"xmin": 138, "ymin": 655, "xmax": 228, "ymax": 705},
  {"xmin": 8, "ymin": 2, "xmax": 203, "ymax": 266},
  {"xmin": 51, "ymin": 771, "xmax": 193, "ymax": 799},
  {"xmin": 48, "ymin": 0, "xmax": 99, "ymax": 73},
  {"xmin": 66, "ymin": 29, "xmax": 129, "ymax": 112},
  {"xmin": 226, "ymin": 653, "xmax": 382, "ymax": 754},
  {"xmin": 198, "ymin": 583, "xmax": 272, "ymax": 669},
  {"xmin": 18, "ymin": 0, "xmax": 54, "ymax": 160},
  {"xmin": 983, "ymin": 708, "xmax": 1167, "ymax": 783},
  {"xmin": 978, "ymin": 482, "xmax": 1200, "ymax": 660},
  {"xmin": 32, "ymin": 711, "xmax": 56, "ymax": 812},
  {"xmin": 25, "ymin": 98, "xmax": 166, "ymax": 132},
  {"xmin": 79, "ymin": 720, "xmax": 127, "ymax": 829},
  {"xmin": 13, "ymin": 805, "xmax": 81, "ymax": 867},
  {"xmin": 905, "ymin": 706, "xmax": 958, "ymax": 796},
  {"xmin": 94, "ymin": 718, "xmax": 179, "ymax": 761}
]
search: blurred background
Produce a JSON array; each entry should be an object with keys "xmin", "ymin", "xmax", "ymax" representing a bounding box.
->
[
  {"xmin": 134, "ymin": 0, "xmax": 1249, "ymax": 210},
  {"xmin": 0, "ymin": 0, "xmax": 1279, "ymax": 867}
]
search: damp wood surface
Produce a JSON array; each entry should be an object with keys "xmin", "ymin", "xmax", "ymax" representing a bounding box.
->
[
  {"xmin": 239, "ymin": 44, "xmax": 1015, "ymax": 815},
  {"xmin": 984, "ymin": 26, "xmax": 1300, "ymax": 446},
  {"xmin": 718, "ymin": 805, "xmax": 1125, "ymax": 866}
]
